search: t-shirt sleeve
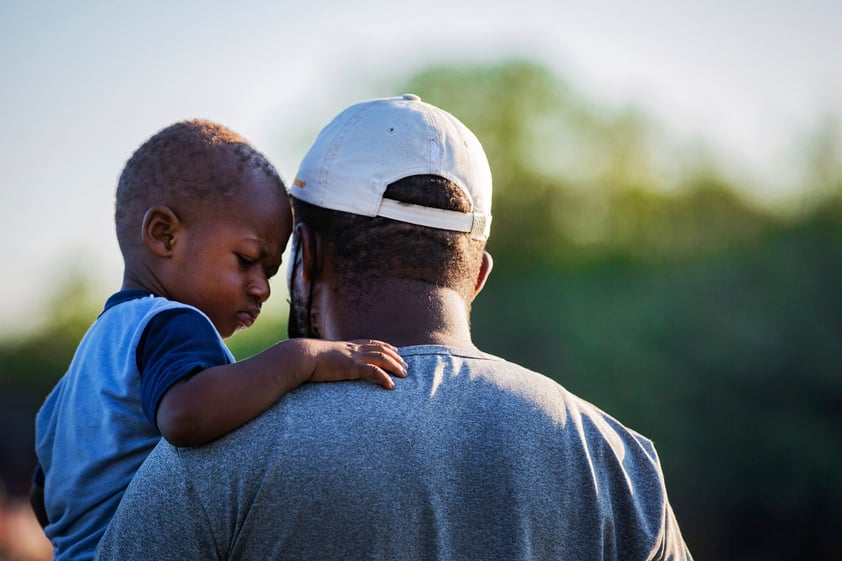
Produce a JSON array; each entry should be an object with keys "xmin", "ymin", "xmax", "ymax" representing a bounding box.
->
[{"xmin": 137, "ymin": 308, "xmax": 233, "ymax": 427}]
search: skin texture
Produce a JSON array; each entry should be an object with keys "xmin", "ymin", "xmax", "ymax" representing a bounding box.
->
[{"xmin": 287, "ymin": 222, "xmax": 493, "ymax": 348}]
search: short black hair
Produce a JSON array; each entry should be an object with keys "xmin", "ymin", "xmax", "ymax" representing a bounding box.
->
[
  {"xmin": 114, "ymin": 119, "xmax": 283, "ymax": 255},
  {"xmin": 291, "ymin": 175, "xmax": 486, "ymax": 303}
]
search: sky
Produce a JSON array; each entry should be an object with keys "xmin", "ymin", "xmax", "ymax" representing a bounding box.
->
[{"xmin": 1, "ymin": 0, "xmax": 840, "ymax": 336}]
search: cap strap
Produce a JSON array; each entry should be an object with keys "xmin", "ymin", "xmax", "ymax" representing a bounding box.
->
[{"xmin": 377, "ymin": 198, "xmax": 491, "ymax": 240}]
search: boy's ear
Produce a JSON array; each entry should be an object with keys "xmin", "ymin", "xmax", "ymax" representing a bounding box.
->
[{"xmin": 142, "ymin": 206, "xmax": 181, "ymax": 257}]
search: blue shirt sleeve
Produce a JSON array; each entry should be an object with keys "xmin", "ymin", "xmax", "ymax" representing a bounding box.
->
[{"xmin": 137, "ymin": 308, "xmax": 233, "ymax": 428}]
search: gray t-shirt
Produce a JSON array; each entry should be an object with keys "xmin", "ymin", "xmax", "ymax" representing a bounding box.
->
[{"xmin": 95, "ymin": 345, "xmax": 692, "ymax": 560}]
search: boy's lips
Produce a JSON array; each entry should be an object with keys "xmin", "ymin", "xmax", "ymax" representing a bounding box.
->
[{"xmin": 237, "ymin": 309, "xmax": 260, "ymax": 328}]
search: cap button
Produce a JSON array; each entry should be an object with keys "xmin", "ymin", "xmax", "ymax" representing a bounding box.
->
[{"xmin": 402, "ymin": 93, "xmax": 421, "ymax": 101}]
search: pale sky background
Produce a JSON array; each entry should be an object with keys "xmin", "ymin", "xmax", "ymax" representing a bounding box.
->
[{"xmin": 1, "ymin": 0, "xmax": 840, "ymax": 337}]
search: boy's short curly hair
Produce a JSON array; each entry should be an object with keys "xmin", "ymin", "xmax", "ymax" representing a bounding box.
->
[
  {"xmin": 114, "ymin": 119, "xmax": 284, "ymax": 255},
  {"xmin": 291, "ymin": 175, "xmax": 486, "ymax": 303}
]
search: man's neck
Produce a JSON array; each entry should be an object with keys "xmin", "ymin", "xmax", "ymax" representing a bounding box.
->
[{"xmin": 320, "ymin": 279, "xmax": 476, "ymax": 349}]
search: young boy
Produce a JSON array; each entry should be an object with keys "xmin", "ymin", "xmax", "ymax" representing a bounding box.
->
[{"xmin": 30, "ymin": 119, "xmax": 407, "ymax": 561}]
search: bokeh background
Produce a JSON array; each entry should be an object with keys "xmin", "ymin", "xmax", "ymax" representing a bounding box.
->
[{"xmin": 1, "ymin": 2, "xmax": 840, "ymax": 560}]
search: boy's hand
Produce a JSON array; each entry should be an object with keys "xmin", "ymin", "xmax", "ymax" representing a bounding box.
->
[{"xmin": 306, "ymin": 339, "xmax": 408, "ymax": 389}]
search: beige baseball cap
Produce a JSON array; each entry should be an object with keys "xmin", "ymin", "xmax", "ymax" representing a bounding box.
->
[{"xmin": 290, "ymin": 94, "xmax": 492, "ymax": 240}]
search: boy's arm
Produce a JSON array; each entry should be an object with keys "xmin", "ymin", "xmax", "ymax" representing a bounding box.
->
[{"xmin": 156, "ymin": 338, "xmax": 406, "ymax": 447}]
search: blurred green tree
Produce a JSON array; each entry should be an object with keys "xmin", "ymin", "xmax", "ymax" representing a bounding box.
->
[{"xmin": 405, "ymin": 61, "xmax": 778, "ymax": 267}]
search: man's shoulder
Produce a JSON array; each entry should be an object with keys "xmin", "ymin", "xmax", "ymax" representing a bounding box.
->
[{"xmin": 435, "ymin": 346, "xmax": 660, "ymax": 459}]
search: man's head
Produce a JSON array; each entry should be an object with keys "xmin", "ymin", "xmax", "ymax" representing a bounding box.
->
[
  {"xmin": 287, "ymin": 95, "xmax": 493, "ymax": 341},
  {"xmin": 116, "ymin": 119, "xmax": 291, "ymax": 338}
]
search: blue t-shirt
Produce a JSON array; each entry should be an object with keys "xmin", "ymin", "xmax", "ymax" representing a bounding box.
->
[
  {"xmin": 134, "ymin": 299, "xmax": 232, "ymax": 426},
  {"xmin": 34, "ymin": 291, "xmax": 234, "ymax": 561}
]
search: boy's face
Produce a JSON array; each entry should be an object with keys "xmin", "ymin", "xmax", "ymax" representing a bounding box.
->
[{"xmin": 165, "ymin": 167, "xmax": 291, "ymax": 338}]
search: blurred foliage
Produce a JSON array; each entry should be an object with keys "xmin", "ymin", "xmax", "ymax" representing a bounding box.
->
[
  {"xmin": 2, "ymin": 60, "xmax": 841, "ymax": 559},
  {"xmin": 404, "ymin": 61, "xmax": 794, "ymax": 267}
]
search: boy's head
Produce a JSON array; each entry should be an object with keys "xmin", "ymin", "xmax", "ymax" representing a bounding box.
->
[
  {"xmin": 116, "ymin": 119, "xmax": 291, "ymax": 337},
  {"xmin": 115, "ymin": 119, "xmax": 284, "ymax": 253}
]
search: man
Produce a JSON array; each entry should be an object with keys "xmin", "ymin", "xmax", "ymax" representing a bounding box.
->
[{"xmin": 95, "ymin": 94, "xmax": 693, "ymax": 560}]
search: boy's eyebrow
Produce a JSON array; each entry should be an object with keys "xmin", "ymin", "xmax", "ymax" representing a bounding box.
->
[
  {"xmin": 238, "ymin": 236, "xmax": 268, "ymax": 249},
  {"xmin": 239, "ymin": 237, "xmax": 282, "ymax": 260}
]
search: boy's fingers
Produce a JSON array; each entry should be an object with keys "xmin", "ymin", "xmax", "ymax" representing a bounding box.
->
[
  {"xmin": 351, "ymin": 343, "xmax": 408, "ymax": 376},
  {"xmin": 360, "ymin": 365, "xmax": 396, "ymax": 390},
  {"xmin": 367, "ymin": 350, "xmax": 407, "ymax": 376},
  {"xmin": 351, "ymin": 338, "xmax": 397, "ymax": 351},
  {"xmin": 353, "ymin": 340, "xmax": 405, "ymax": 362}
]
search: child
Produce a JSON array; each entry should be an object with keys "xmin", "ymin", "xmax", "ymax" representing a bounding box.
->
[{"xmin": 30, "ymin": 120, "xmax": 407, "ymax": 561}]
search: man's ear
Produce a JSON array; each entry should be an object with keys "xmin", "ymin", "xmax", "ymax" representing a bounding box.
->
[
  {"xmin": 142, "ymin": 206, "xmax": 180, "ymax": 257},
  {"xmin": 472, "ymin": 251, "xmax": 493, "ymax": 299},
  {"xmin": 296, "ymin": 223, "xmax": 322, "ymax": 283}
]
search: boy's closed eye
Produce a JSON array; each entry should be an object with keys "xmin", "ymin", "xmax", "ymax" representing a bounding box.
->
[
  {"xmin": 238, "ymin": 253, "xmax": 281, "ymax": 281},
  {"xmin": 237, "ymin": 254, "xmax": 258, "ymax": 269}
]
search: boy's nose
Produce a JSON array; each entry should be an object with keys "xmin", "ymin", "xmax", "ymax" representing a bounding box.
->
[{"xmin": 248, "ymin": 274, "xmax": 271, "ymax": 302}]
